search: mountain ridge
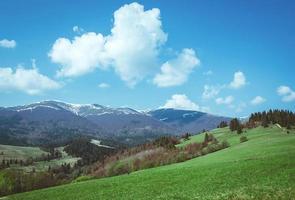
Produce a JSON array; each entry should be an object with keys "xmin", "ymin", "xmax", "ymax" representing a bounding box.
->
[{"xmin": 0, "ymin": 100, "xmax": 231, "ymax": 146}]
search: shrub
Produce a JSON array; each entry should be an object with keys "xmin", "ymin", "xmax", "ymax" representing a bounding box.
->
[
  {"xmin": 240, "ymin": 136, "xmax": 248, "ymax": 143},
  {"xmin": 184, "ymin": 142, "xmax": 202, "ymax": 155},
  {"xmin": 108, "ymin": 162, "xmax": 131, "ymax": 176},
  {"xmin": 181, "ymin": 133, "xmax": 191, "ymax": 141},
  {"xmin": 237, "ymin": 126, "xmax": 243, "ymax": 134},
  {"xmin": 153, "ymin": 136, "xmax": 179, "ymax": 149},
  {"xmin": 132, "ymin": 158, "xmax": 141, "ymax": 171},
  {"xmin": 220, "ymin": 140, "xmax": 230, "ymax": 148}
]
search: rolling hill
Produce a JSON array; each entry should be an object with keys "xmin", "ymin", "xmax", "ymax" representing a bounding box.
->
[{"xmin": 7, "ymin": 125, "xmax": 295, "ymax": 200}]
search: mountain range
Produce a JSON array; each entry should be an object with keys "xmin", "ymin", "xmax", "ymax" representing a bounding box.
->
[{"xmin": 0, "ymin": 100, "xmax": 231, "ymax": 146}]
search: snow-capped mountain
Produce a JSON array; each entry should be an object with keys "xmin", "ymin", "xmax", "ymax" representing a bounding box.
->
[
  {"xmin": 0, "ymin": 101, "xmax": 231, "ymax": 146},
  {"xmin": 10, "ymin": 100, "xmax": 140, "ymax": 117}
]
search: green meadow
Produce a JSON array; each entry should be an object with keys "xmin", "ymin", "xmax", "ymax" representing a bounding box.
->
[
  {"xmin": 0, "ymin": 145, "xmax": 46, "ymax": 161},
  {"xmin": 0, "ymin": 145, "xmax": 79, "ymax": 172},
  {"xmin": 7, "ymin": 125, "xmax": 295, "ymax": 200}
]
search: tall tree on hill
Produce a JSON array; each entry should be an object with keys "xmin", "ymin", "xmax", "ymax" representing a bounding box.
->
[
  {"xmin": 230, "ymin": 118, "xmax": 239, "ymax": 131},
  {"xmin": 229, "ymin": 118, "xmax": 243, "ymax": 133},
  {"xmin": 261, "ymin": 114, "xmax": 269, "ymax": 127},
  {"xmin": 237, "ymin": 125, "xmax": 243, "ymax": 134}
]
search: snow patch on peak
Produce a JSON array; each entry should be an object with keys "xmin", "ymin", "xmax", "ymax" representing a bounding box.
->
[{"xmin": 10, "ymin": 100, "xmax": 142, "ymax": 117}]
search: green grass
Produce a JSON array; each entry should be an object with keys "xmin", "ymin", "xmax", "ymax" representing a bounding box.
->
[
  {"xmin": 7, "ymin": 126, "xmax": 295, "ymax": 200},
  {"xmin": 0, "ymin": 145, "xmax": 79, "ymax": 172},
  {"xmin": 15, "ymin": 147, "xmax": 80, "ymax": 172},
  {"xmin": 0, "ymin": 145, "xmax": 46, "ymax": 161}
]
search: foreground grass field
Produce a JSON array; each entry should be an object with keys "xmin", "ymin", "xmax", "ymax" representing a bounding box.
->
[{"xmin": 7, "ymin": 126, "xmax": 295, "ymax": 200}]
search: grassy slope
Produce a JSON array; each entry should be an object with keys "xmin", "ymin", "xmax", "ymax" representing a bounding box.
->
[
  {"xmin": 0, "ymin": 145, "xmax": 46, "ymax": 161},
  {"xmin": 17, "ymin": 147, "xmax": 80, "ymax": 172},
  {"xmin": 0, "ymin": 145, "xmax": 79, "ymax": 172},
  {"xmin": 7, "ymin": 126, "xmax": 295, "ymax": 200}
]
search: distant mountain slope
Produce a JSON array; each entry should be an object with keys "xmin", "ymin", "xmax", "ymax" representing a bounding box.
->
[
  {"xmin": 148, "ymin": 108, "xmax": 231, "ymax": 133},
  {"xmin": 0, "ymin": 101, "xmax": 230, "ymax": 146}
]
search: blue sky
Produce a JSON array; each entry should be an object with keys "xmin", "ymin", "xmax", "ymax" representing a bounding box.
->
[{"xmin": 0, "ymin": 0, "xmax": 294, "ymax": 117}]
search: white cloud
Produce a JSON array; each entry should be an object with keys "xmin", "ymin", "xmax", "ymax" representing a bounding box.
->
[
  {"xmin": 202, "ymin": 84, "xmax": 221, "ymax": 99},
  {"xmin": 215, "ymin": 96, "xmax": 234, "ymax": 105},
  {"xmin": 105, "ymin": 2, "xmax": 167, "ymax": 87},
  {"xmin": 49, "ymin": 2, "xmax": 168, "ymax": 87},
  {"xmin": 98, "ymin": 83, "xmax": 110, "ymax": 88},
  {"xmin": 50, "ymin": 3, "xmax": 197, "ymax": 88},
  {"xmin": 0, "ymin": 39, "xmax": 16, "ymax": 48},
  {"xmin": 0, "ymin": 64, "xmax": 61, "ymax": 95},
  {"xmin": 277, "ymin": 85, "xmax": 295, "ymax": 102},
  {"xmin": 49, "ymin": 32, "xmax": 108, "ymax": 77},
  {"xmin": 153, "ymin": 48, "xmax": 199, "ymax": 87},
  {"xmin": 229, "ymin": 71, "xmax": 246, "ymax": 89},
  {"xmin": 250, "ymin": 96, "xmax": 266, "ymax": 105},
  {"xmin": 277, "ymin": 85, "xmax": 291, "ymax": 95},
  {"xmin": 161, "ymin": 94, "xmax": 200, "ymax": 111},
  {"xmin": 73, "ymin": 26, "xmax": 84, "ymax": 33}
]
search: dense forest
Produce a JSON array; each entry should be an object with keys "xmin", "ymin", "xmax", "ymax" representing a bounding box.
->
[
  {"xmin": 64, "ymin": 138, "xmax": 115, "ymax": 165},
  {"xmin": 248, "ymin": 109, "xmax": 295, "ymax": 128}
]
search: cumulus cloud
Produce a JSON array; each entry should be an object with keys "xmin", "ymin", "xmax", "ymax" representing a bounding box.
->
[
  {"xmin": 49, "ymin": 32, "xmax": 108, "ymax": 77},
  {"xmin": 50, "ymin": 2, "xmax": 170, "ymax": 87},
  {"xmin": 202, "ymin": 84, "xmax": 222, "ymax": 99},
  {"xmin": 0, "ymin": 64, "xmax": 61, "ymax": 95},
  {"xmin": 153, "ymin": 49, "xmax": 200, "ymax": 87},
  {"xmin": 250, "ymin": 96, "xmax": 266, "ymax": 105},
  {"xmin": 105, "ymin": 2, "xmax": 167, "ymax": 87},
  {"xmin": 229, "ymin": 71, "xmax": 246, "ymax": 89},
  {"xmin": 50, "ymin": 3, "xmax": 197, "ymax": 87},
  {"xmin": 0, "ymin": 39, "xmax": 16, "ymax": 48},
  {"xmin": 215, "ymin": 96, "xmax": 234, "ymax": 105},
  {"xmin": 161, "ymin": 94, "xmax": 200, "ymax": 111},
  {"xmin": 277, "ymin": 85, "xmax": 295, "ymax": 102},
  {"xmin": 98, "ymin": 83, "xmax": 110, "ymax": 88}
]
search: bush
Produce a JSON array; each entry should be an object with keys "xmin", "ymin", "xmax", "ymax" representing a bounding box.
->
[
  {"xmin": 181, "ymin": 133, "xmax": 191, "ymax": 141},
  {"xmin": 153, "ymin": 136, "xmax": 180, "ymax": 149},
  {"xmin": 237, "ymin": 126, "xmax": 243, "ymax": 134},
  {"xmin": 240, "ymin": 136, "xmax": 248, "ymax": 143},
  {"xmin": 108, "ymin": 162, "xmax": 131, "ymax": 176},
  {"xmin": 220, "ymin": 140, "xmax": 230, "ymax": 148},
  {"xmin": 184, "ymin": 142, "xmax": 202, "ymax": 155}
]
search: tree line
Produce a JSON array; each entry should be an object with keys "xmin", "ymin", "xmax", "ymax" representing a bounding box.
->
[{"xmin": 248, "ymin": 109, "xmax": 295, "ymax": 129}]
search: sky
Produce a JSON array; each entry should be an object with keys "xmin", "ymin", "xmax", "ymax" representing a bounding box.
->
[{"xmin": 0, "ymin": 0, "xmax": 295, "ymax": 117}]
